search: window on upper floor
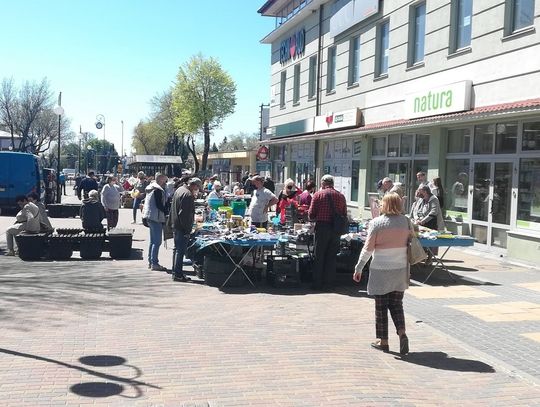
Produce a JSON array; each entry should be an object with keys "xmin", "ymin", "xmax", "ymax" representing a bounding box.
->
[
  {"xmin": 505, "ymin": 0, "xmax": 535, "ymax": 35},
  {"xmin": 308, "ymin": 55, "xmax": 317, "ymax": 99},
  {"xmin": 375, "ymin": 20, "xmax": 390, "ymax": 77},
  {"xmin": 348, "ymin": 36, "xmax": 361, "ymax": 85},
  {"xmin": 280, "ymin": 71, "xmax": 287, "ymax": 108},
  {"xmin": 293, "ymin": 63, "xmax": 301, "ymax": 105},
  {"xmin": 327, "ymin": 46, "xmax": 337, "ymax": 92},
  {"xmin": 408, "ymin": 2, "xmax": 426, "ymax": 66},
  {"xmin": 450, "ymin": 0, "xmax": 473, "ymax": 53}
]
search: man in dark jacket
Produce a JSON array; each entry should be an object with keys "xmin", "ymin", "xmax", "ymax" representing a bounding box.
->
[
  {"xmin": 168, "ymin": 177, "xmax": 201, "ymax": 282},
  {"xmin": 78, "ymin": 172, "xmax": 99, "ymax": 200},
  {"xmin": 80, "ymin": 190, "xmax": 106, "ymax": 231}
]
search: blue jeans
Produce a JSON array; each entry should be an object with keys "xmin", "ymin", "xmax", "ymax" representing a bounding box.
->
[
  {"xmin": 173, "ymin": 231, "xmax": 189, "ymax": 276},
  {"xmin": 133, "ymin": 197, "xmax": 143, "ymax": 222},
  {"xmin": 148, "ymin": 220, "xmax": 163, "ymax": 266}
]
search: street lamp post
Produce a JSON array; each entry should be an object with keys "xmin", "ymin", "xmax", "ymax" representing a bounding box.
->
[
  {"xmin": 53, "ymin": 93, "xmax": 64, "ymax": 204},
  {"xmin": 96, "ymin": 114, "xmax": 106, "ymax": 140},
  {"xmin": 121, "ymin": 120, "xmax": 124, "ymax": 157}
]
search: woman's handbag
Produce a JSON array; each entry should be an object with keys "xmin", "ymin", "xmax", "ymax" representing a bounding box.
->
[{"xmin": 408, "ymin": 219, "xmax": 428, "ymax": 265}]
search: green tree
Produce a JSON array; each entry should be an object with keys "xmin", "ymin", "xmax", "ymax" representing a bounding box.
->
[
  {"xmin": 87, "ymin": 138, "xmax": 119, "ymax": 174},
  {"xmin": 132, "ymin": 120, "xmax": 167, "ymax": 155},
  {"xmin": 211, "ymin": 142, "xmax": 218, "ymax": 152},
  {"xmin": 172, "ymin": 54, "xmax": 236, "ymax": 173}
]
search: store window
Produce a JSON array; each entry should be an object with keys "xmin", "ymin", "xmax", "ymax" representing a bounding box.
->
[
  {"xmin": 450, "ymin": 0, "xmax": 472, "ymax": 52},
  {"xmin": 351, "ymin": 160, "xmax": 360, "ymax": 202},
  {"xmin": 375, "ymin": 20, "xmax": 390, "ymax": 77},
  {"xmin": 293, "ymin": 63, "xmax": 301, "ymax": 105},
  {"xmin": 323, "ymin": 139, "xmax": 354, "ymax": 201},
  {"xmin": 401, "ymin": 134, "xmax": 413, "ymax": 157},
  {"xmin": 474, "ymin": 124, "xmax": 495, "ymax": 154},
  {"xmin": 495, "ymin": 122, "xmax": 517, "ymax": 154},
  {"xmin": 448, "ymin": 128, "xmax": 471, "ymax": 153},
  {"xmin": 518, "ymin": 158, "xmax": 540, "ymax": 226},
  {"xmin": 474, "ymin": 122, "xmax": 517, "ymax": 154},
  {"xmin": 349, "ymin": 36, "xmax": 361, "ymax": 85},
  {"xmin": 415, "ymin": 134, "xmax": 430, "ymax": 154},
  {"xmin": 505, "ymin": 0, "xmax": 535, "ymax": 35},
  {"xmin": 308, "ymin": 55, "xmax": 317, "ymax": 99},
  {"xmin": 327, "ymin": 46, "xmax": 337, "ymax": 92},
  {"xmin": 372, "ymin": 137, "xmax": 386, "ymax": 156},
  {"xmin": 445, "ymin": 159, "xmax": 470, "ymax": 218},
  {"xmin": 408, "ymin": 2, "xmax": 426, "ymax": 66},
  {"xmin": 369, "ymin": 160, "xmax": 386, "ymax": 194},
  {"xmin": 522, "ymin": 121, "xmax": 540, "ymax": 151},
  {"xmin": 388, "ymin": 134, "xmax": 400, "ymax": 157},
  {"xmin": 280, "ymin": 71, "xmax": 287, "ymax": 108},
  {"xmin": 290, "ymin": 143, "xmax": 315, "ymax": 188}
]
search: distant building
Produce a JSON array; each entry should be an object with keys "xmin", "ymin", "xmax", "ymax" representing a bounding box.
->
[{"xmin": 0, "ymin": 130, "xmax": 22, "ymax": 151}]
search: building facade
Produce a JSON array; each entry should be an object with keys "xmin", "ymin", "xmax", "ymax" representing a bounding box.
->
[{"xmin": 259, "ymin": 0, "xmax": 540, "ymax": 263}]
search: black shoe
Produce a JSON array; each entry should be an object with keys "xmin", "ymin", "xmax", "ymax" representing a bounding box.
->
[
  {"xmin": 172, "ymin": 274, "xmax": 191, "ymax": 282},
  {"xmin": 399, "ymin": 334, "xmax": 409, "ymax": 355}
]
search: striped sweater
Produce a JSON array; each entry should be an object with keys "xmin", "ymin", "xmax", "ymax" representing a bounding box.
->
[{"xmin": 355, "ymin": 214, "xmax": 410, "ymax": 295}]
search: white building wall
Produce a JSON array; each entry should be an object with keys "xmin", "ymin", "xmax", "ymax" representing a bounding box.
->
[{"xmin": 266, "ymin": 0, "xmax": 540, "ymax": 130}]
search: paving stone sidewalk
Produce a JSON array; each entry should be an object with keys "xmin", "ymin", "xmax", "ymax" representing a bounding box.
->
[{"xmin": 0, "ymin": 206, "xmax": 539, "ymax": 405}]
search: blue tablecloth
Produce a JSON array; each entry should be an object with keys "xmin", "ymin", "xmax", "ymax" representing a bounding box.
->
[{"xmin": 419, "ymin": 237, "xmax": 475, "ymax": 248}]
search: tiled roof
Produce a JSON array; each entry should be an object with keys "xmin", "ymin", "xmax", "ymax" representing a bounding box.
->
[
  {"xmin": 361, "ymin": 98, "xmax": 540, "ymax": 131},
  {"xmin": 266, "ymin": 98, "xmax": 540, "ymax": 144}
]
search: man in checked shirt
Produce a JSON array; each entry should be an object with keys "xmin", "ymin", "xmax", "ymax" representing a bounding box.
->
[{"xmin": 308, "ymin": 174, "xmax": 347, "ymax": 291}]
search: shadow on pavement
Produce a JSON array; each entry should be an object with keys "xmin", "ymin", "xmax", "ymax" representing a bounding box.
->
[
  {"xmin": 396, "ymin": 351, "xmax": 496, "ymax": 373},
  {"xmin": 0, "ymin": 348, "xmax": 160, "ymax": 399}
]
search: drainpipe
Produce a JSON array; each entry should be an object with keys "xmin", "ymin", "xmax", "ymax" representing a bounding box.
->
[
  {"xmin": 315, "ymin": 4, "xmax": 323, "ymax": 116},
  {"xmin": 314, "ymin": 4, "xmax": 324, "ymax": 184}
]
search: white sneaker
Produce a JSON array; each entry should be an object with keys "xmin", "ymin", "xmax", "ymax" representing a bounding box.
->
[{"xmin": 4, "ymin": 250, "xmax": 15, "ymax": 256}]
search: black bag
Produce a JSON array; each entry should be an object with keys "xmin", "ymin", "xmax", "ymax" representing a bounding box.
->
[
  {"xmin": 142, "ymin": 217, "xmax": 149, "ymax": 227},
  {"xmin": 327, "ymin": 193, "xmax": 348, "ymax": 235}
]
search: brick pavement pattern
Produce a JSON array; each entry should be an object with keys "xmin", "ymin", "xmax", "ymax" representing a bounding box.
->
[{"xmin": 0, "ymin": 205, "xmax": 539, "ymax": 405}]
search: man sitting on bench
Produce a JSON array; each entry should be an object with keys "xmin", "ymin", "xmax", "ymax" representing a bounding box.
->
[{"xmin": 4, "ymin": 195, "xmax": 41, "ymax": 256}]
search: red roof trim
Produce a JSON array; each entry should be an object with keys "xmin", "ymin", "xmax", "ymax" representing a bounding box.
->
[{"xmin": 361, "ymin": 98, "xmax": 540, "ymax": 131}]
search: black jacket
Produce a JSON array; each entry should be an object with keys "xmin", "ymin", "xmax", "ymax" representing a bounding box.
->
[
  {"xmin": 80, "ymin": 199, "xmax": 106, "ymax": 230},
  {"xmin": 169, "ymin": 185, "xmax": 195, "ymax": 234}
]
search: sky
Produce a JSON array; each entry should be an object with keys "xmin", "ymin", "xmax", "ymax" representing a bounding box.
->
[{"xmin": 0, "ymin": 0, "xmax": 276, "ymax": 155}]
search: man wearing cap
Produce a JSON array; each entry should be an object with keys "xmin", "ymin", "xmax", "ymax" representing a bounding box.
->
[
  {"xmin": 308, "ymin": 174, "xmax": 347, "ymax": 291},
  {"xmin": 247, "ymin": 175, "xmax": 278, "ymax": 229},
  {"xmin": 169, "ymin": 177, "xmax": 201, "ymax": 282}
]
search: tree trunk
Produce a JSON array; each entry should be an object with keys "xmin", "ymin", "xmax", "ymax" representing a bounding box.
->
[
  {"xmin": 201, "ymin": 121, "xmax": 210, "ymax": 172},
  {"xmin": 186, "ymin": 135, "xmax": 199, "ymax": 173}
]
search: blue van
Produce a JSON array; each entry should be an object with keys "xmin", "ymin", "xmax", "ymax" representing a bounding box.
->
[{"xmin": 0, "ymin": 152, "xmax": 44, "ymax": 212}]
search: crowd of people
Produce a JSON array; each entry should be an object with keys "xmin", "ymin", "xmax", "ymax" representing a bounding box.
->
[{"xmin": 3, "ymin": 167, "xmax": 453, "ymax": 356}]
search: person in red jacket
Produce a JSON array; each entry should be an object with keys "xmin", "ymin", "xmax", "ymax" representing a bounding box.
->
[{"xmin": 276, "ymin": 178, "xmax": 301, "ymax": 224}]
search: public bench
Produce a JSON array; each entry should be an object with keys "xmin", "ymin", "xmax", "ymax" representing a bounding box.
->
[{"xmin": 14, "ymin": 228, "xmax": 134, "ymax": 261}]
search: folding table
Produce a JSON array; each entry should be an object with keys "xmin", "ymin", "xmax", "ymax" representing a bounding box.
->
[
  {"xmin": 215, "ymin": 238, "xmax": 280, "ymax": 288},
  {"xmin": 418, "ymin": 237, "xmax": 475, "ymax": 283}
]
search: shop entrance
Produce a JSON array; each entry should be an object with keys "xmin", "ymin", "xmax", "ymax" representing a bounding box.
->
[
  {"xmin": 387, "ymin": 160, "xmax": 428, "ymax": 211},
  {"xmin": 470, "ymin": 160, "xmax": 516, "ymax": 248}
]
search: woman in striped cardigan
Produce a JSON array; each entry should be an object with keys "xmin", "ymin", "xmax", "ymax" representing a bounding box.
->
[{"xmin": 353, "ymin": 193, "xmax": 410, "ymax": 355}]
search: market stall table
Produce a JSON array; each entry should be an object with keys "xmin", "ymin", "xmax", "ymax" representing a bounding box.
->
[
  {"xmin": 417, "ymin": 236, "xmax": 475, "ymax": 283},
  {"xmin": 195, "ymin": 235, "xmax": 281, "ymax": 288}
]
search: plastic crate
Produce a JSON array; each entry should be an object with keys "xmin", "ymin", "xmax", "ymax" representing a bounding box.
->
[
  {"xmin": 48, "ymin": 235, "xmax": 74, "ymax": 260},
  {"xmin": 79, "ymin": 233, "xmax": 105, "ymax": 260},
  {"xmin": 203, "ymin": 255, "xmax": 246, "ymax": 287},
  {"xmin": 107, "ymin": 230, "xmax": 133, "ymax": 259},
  {"xmin": 266, "ymin": 255, "xmax": 300, "ymax": 287},
  {"xmin": 15, "ymin": 232, "xmax": 48, "ymax": 261},
  {"xmin": 47, "ymin": 204, "xmax": 63, "ymax": 218}
]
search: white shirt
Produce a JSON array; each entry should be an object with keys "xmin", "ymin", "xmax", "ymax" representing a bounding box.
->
[
  {"xmin": 248, "ymin": 187, "xmax": 276, "ymax": 223},
  {"xmin": 207, "ymin": 190, "xmax": 223, "ymax": 200}
]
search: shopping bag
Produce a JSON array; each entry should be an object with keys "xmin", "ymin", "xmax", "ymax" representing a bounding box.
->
[
  {"xmin": 407, "ymin": 219, "xmax": 428, "ymax": 265},
  {"xmin": 408, "ymin": 235, "xmax": 427, "ymax": 265}
]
